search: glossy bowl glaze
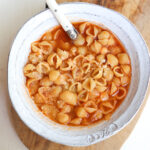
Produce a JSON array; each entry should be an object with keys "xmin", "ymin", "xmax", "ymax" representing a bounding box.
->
[{"xmin": 8, "ymin": 2, "xmax": 150, "ymax": 146}]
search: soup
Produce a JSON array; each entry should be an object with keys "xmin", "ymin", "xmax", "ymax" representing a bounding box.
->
[{"xmin": 24, "ymin": 22, "xmax": 131, "ymax": 126}]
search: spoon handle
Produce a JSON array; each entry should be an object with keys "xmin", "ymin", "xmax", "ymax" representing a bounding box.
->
[{"xmin": 46, "ymin": 0, "xmax": 78, "ymax": 40}]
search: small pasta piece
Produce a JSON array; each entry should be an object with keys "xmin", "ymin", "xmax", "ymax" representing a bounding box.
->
[
  {"xmin": 34, "ymin": 93, "xmax": 45, "ymax": 104},
  {"xmin": 84, "ymin": 101, "xmax": 97, "ymax": 113},
  {"xmin": 92, "ymin": 68, "xmax": 103, "ymax": 79},
  {"xmin": 29, "ymin": 53, "xmax": 44, "ymax": 65},
  {"xmin": 90, "ymin": 60, "xmax": 99, "ymax": 70},
  {"xmin": 104, "ymin": 113, "xmax": 111, "ymax": 120},
  {"xmin": 79, "ymin": 22, "xmax": 89, "ymax": 33},
  {"xmin": 82, "ymin": 63, "xmax": 91, "ymax": 74},
  {"xmin": 109, "ymin": 46, "xmax": 121, "ymax": 55},
  {"xmin": 101, "ymin": 91, "xmax": 109, "ymax": 101},
  {"xmin": 90, "ymin": 40, "xmax": 102, "ymax": 54},
  {"xmin": 61, "ymin": 104, "xmax": 72, "ymax": 113},
  {"xmin": 53, "ymin": 29, "xmax": 62, "ymax": 40},
  {"xmin": 108, "ymin": 36, "xmax": 116, "ymax": 46},
  {"xmin": 72, "ymin": 67, "xmax": 83, "ymax": 81},
  {"xmin": 57, "ymin": 100, "xmax": 65, "ymax": 109},
  {"xmin": 38, "ymin": 87, "xmax": 51, "ymax": 100},
  {"xmin": 57, "ymin": 113, "xmax": 70, "ymax": 124},
  {"xmin": 49, "ymin": 70, "xmax": 60, "ymax": 81},
  {"xmin": 40, "ymin": 77, "xmax": 53, "ymax": 87},
  {"xmin": 31, "ymin": 42, "xmax": 41, "ymax": 52},
  {"xmin": 77, "ymin": 46, "xmax": 87, "ymax": 55},
  {"xmin": 121, "ymin": 65, "xmax": 131, "ymax": 75},
  {"xmin": 117, "ymin": 53, "xmax": 130, "ymax": 64},
  {"xmin": 24, "ymin": 64, "xmax": 36, "ymax": 74},
  {"xmin": 107, "ymin": 54, "xmax": 118, "ymax": 68},
  {"xmin": 93, "ymin": 26, "xmax": 100, "ymax": 37},
  {"xmin": 86, "ymin": 35, "xmax": 94, "ymax": 46},
  {"xmin": 98, "ymin": 39, "xmax": 109, "ymax": 46},
  {"xmin": 60, "ymin": 90, "xmax": 77, "ymax": 105},
  {"xmin": 101, "ymin": 47, "xmax": 109, "ymax": 55},
  {"xmin": 47, "ymin": 53, "xmax": 62, "ymax": 68},
  {"xmin": 36, "ymin": 61, "xmax": 50, "ymax": 74},
  {"xmin": 113, "ymin": 66, "xmax": 124, "ymax": 77},
  {"xmin": 113, "ymin": 77, "xmax": 121, "ymax": 87},
  {"xmin": 110, "ymin": 82, "xmax": 118, "ymax": 95},
  {"xmin": 74, "ymin": 34, "xmax": 85, "ymax": 46},
  {"xmin": 26, "ymin": 79, "xmax": 39, "ymax": 95},
  {"xmin": 25, "ymin": 71, "xmax": 43, "ymax": 80},
  {"xmin": 73, "ymin": 55, "xmax": 84, "ymax": 66},
  {"xmin": 116, "ymin": 87, "xmax": 127, "ymax": 100},
  {"xmin": 96, "ymin": 54, "xmax": 106, "ymax": 64},
  {"xmin": 60, "ymin": 60, "xmax": 73, "ymax": 71},
  {"xmin": 57, "ymin": 48, "xmax": 69, "ymax": 60},
  {"xmin": 50, "ymin": 86, "xmax": 62, "ymax": 97},
  {"xmin": 100, "ymin": 100, "xmax": 117, "ymax": 114},
  {"xmin": 95, "ymin": 77, "xmax": 107, "ymax": 86},
  {"xmin": 86, "ymin": 26, "xmax": 100, "ymax": 37},
  {"xmin": 42, "ymin": 31, "xmax": 52, "ymax": 41},
  {"xmin": 70, "ymin": 118, "xmax": 82, "ymax": 125},
  {"xmin": 76, "ymin": 107, "xmax": 88, "ymax": 118},
  {"xmin": 82, "ymin": 78, "xmax": 96, "ymax": 91},
  {"xmin": 78, "ymin": 90, "xmax": 89, "ymax": 102},
  {"xmin": 54, "ymin": 75, "xmax": 66, "ymax": 85},
  {"xmin": 69, "ymin": 82, "xmax": 82, "ymax": 93},
  {"xmin": 41, "ymin": 104, "xmax": 52, "ymax": 115},
  {"xmin": 88, "ymin": 90, "xmax": 100, "ymax": 99},
  {"xmin": 121, "ymin": 76, "xmax": 130, "ymax": 86},
  {"xmin": 91, "ymin": 110, "xmax": 103, "ymax": 122},
  {"xmin": 70, "ymin": 46, "xmax": 77, "ymax": 56},
  {"xmin": 39, "ymin": 41, "xmax": 53, "ymax": 55},
  {"xmin": 103, "ymin": 68, "xmax": 114, "ymax": 81},
  {"xmin": 96, "ymin": 86, "xmax": 107, "ymax": 93},
  {"xmin": 98, "ymin": 31, "xmax": 110, "ymax": 40},
  {"xmin": 59, "ymin": 40, "xmax": 70, "ymax": 50},
  {"xmin": 85, "ymin": 54, "xmax": 95, "ymax": 61}
]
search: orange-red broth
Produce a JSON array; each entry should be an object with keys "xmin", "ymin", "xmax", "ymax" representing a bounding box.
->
[{"xmin": 24, "ymin": 22, "xmax": 131, "ymax": 126}]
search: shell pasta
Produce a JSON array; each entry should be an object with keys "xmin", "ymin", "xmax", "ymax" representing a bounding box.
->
[{"xmin": 24, "ymin": 22, "xmax": 131, "ymax": 126}]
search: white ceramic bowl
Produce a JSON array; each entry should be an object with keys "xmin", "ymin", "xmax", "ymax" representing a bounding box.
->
[{"xmin": 8, "ymin": 2, "xmax": 150, "ymax": 146}]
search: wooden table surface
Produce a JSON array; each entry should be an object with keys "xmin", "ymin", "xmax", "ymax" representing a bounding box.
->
[{"xmin": 5, "ymin": 0, "xmax": 150, "ymax": 150}]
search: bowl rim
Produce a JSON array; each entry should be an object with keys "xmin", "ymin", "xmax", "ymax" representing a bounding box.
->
[{"xmin": 8, "ymin": 2, "xmax": 150, "ymax": 146}]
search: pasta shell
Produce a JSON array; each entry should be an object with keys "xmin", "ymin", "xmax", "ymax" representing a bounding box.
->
[
  {"xmin": 86, "ymin": 35, "xmax": 94, "ymax": 46},
  {"xmin": 92, "ymin": 68, "xmax": 103, "ymax": 79},
  {"xmin": 82, "ymin": 78, "xmax": 96, "ymax": 91},
  {"xmin": 24, "ymin": 64, "xmax": 36, "ymax": 74},
  {"xmin": 74, "ymin": 34, "xmax": 85, "ymax": 46},
  {"xmin": 78, "ymin": 90, "xmax": 89, "ymax": 102},
  {"xmin": 60, "ymin": 90, "xmax": 77, "ymax": 105},
  {"xmin": 76, "ymin": 107, "xmax": 88, "ymax": 118},
  {"xmin": 116, "ymin": 87, "xmax": 127, "ymax": 100},
  {"xmin": 113, "ymin": 66, "xmax": 124, "ymax": 77},
  {"xmin": 121, "ymin": 65, "xmax": 131, "ymax": 75},
  {"xmin": 110, "ymin": 82, "xmax": 118, "ymax": 95},
  {"xmin": 31, "ymin": 42, "xmax": 41, "ymax": 52},
  {"xmin": 107, "ymin": 54, "xmax": 118, "ymax": 68},
  {"xmin": 36, "ymin": 61, "xmax": 50, "ymax": 74},
  {"xmin": 70, "ymin": 118, "xmax": 82, "ymax": 125},
  {"xmin": 57, "ymin": 48, "xmax": 69, "ymax": 60},
  {"xmin": 117, "ymin": 53, "xmax": 130, "ymax": 65},
  {"xmin": 69, "ymin": 82, "xmax": 82, "ymax": 93},
  {"xmin": 79, "ymin": 22, "xmax": 89, "ymax": 34},
  {"xmin": 90, "ymin": 40, "xmax": 102, "ymax": 54},
  {"xmin": 39, "ymin": 41, "xmax": 53, "ymax": 55},
  {"xmin": 47, "ymin": 53, "xmax": 62, "ymax": 68}
]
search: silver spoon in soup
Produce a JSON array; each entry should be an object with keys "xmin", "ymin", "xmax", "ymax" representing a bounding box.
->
[{"xmin": 46, "ymin": 0, "xmax": 78, "ymax": 40}]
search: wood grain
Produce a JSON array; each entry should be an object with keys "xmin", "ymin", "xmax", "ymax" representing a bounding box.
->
[{"xmin": 11, "ymin": 0, "xmax": 150, "ymax": 149}]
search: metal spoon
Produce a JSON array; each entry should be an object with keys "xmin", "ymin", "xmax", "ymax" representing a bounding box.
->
[{"xmin": 46, "ymin": 0, "xmax": 78, "ymax": 40}]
